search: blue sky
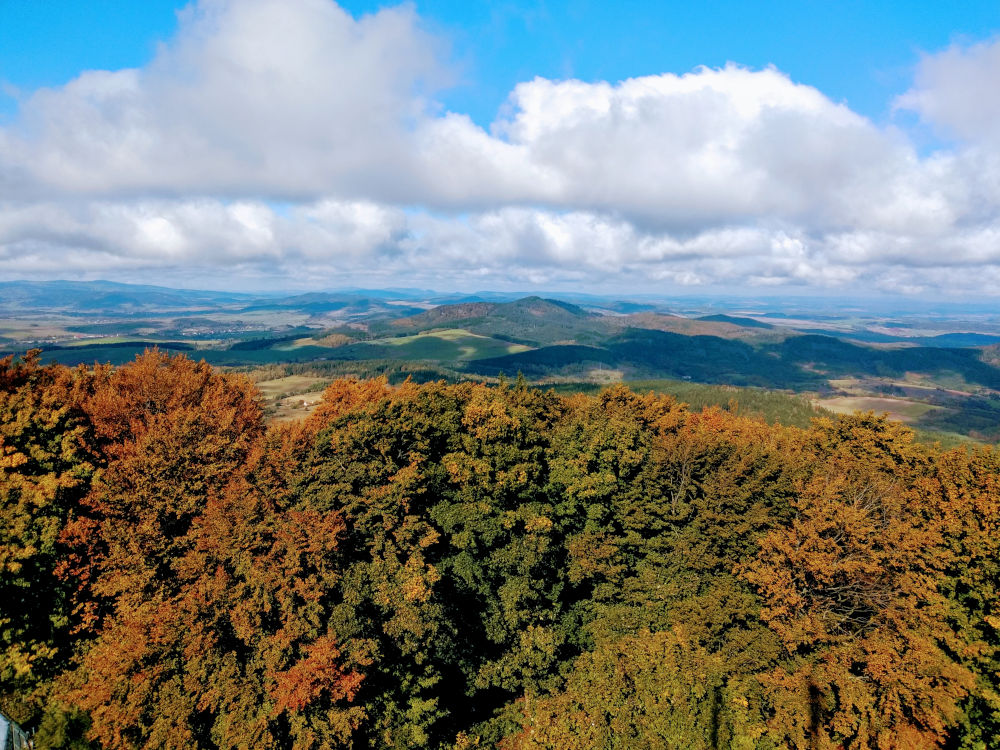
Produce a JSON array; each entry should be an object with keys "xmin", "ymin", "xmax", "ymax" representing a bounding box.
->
[
  {"xmin": 4, "ymin": 1, "xmax": 999, "ymax": 125},
  {"xmin": 1, "ymin": 0, "xmax": 1000, "ymax": 294}
]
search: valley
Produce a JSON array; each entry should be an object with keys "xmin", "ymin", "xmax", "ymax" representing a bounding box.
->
[{"xmin": 6, "ymin": 281, "xmax": 998, "ymax": 445}]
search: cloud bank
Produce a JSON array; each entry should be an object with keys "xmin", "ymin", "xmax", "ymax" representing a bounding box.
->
[{"xmin": 2, "ymin": 0, "xmax": 1000, "ymax": 294}]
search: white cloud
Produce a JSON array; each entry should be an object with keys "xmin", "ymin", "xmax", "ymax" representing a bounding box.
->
[
  {"xmin": 5, "ymin": 198, "xmax": 1000, "ymax": 296},
  {"xmin": 2, "ymin": 1, "xmax": 1000, "ymax": 294},
  {"xmin": 897, "ymin": 36, "xmax": 1000, "ymax": 147},
  {"xmin": 470, "ymin": 67, "xmax": 965, "ymax": 235},
  {"xmin": 2, "ymin": 0, "xmax": 444, "ymax": 199}
]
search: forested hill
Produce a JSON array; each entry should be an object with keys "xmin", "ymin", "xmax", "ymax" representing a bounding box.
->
[
  {"xmin": 471, "ymin": 329, "xmax": 1000, "ymax": 389},
  {"xmin": 375, "ymin": 296, "xmax": 605, "ymax": 345},
  {"xmin": 3, "ymin": 350, "xmax": 1000, "ymax": 748}
]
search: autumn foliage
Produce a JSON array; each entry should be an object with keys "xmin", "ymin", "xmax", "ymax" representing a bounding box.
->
[{"xmin": 1, "ymin": 350, "xmax": 999, "ymax": 748}]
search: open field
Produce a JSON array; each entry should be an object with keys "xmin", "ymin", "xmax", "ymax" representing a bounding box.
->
[
  {"xmin": 254, "ymin": 375, "xmax": 329, "ymax": 398},
  {"xmin": 254, "ymin": 375, "xmax": 331, "ymax": 422},
  {"xmin": 270, "ymin": 391, "xmax": 327, "ymax": 422}
]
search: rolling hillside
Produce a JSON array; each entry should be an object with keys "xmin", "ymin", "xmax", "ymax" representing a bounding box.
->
[{"xmin": 5, "ymin": 284, "xmax": 1000, "ymax": 443}]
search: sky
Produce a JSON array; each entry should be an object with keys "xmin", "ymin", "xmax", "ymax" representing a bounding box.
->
[{"xmin": 2, "ymin": 0, "xmax": 1000, "ymax": 296}]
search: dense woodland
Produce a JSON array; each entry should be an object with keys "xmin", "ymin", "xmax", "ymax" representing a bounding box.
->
[{"xmin": 2, "ymin": 350, "xmax": 1000, "ymax": 749}]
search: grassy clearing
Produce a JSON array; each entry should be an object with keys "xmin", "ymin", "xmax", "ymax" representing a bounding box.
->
[
  {"xmin": 254, "ymin": 375, "xmax": 329, "ymax": 399},
  {"xmin": 270, "ymin": 391, "xmax": 327, "ymax": 422},
  {"xmin": 311, "ymin": 333, "xmax": 356, "ymax": 348},
  {"xmin": 815, "ymin": 396, "xmax": 943, "ymax": 423},
  {"xmin": 897, "ymin": 370, "xmax": 978, "ymax": 393},
  {"xmin": 255, "ymin": 375, "xmax": 331, "ymax": 423},
  {"xmin": 275, "ymin": 333, "xmax": 358, "ymax": 350},
  {"xmin": 909, "ymin": 427, "xmax": 981, "ymax": 450},
  {"xmin": 271, "ymin": 337, "xmax": 319, "ymax": 350}
]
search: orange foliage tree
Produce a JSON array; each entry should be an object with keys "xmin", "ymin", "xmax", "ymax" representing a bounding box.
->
[
  {"xmin": 54, "ymin": 352, "xmax": 365, "ymax": 748},
  {"xmin": 743, "ymin": 414, "xmax": 974, "ymax": 749}
]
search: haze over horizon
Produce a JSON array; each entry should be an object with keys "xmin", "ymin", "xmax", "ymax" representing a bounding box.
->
[{"xmin": 3, "ymin": 0, "xmax": 1000, "ymax": 297}]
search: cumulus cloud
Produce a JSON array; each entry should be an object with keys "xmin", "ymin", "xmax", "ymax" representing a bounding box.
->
[
  {"xmin": 2, "ymin": 0, "xmax": 444, "ymax": 200},
  {"xmin": 2, "ymin": 0, "xmax": 1000, "ymax": 294},
  {"xmin": 469, "ymin": 68, "xmax": 974, "ymax": 236},
  {"xmin": 898, "ymin": 37, "xmax": 1000, "ymax": 147}
]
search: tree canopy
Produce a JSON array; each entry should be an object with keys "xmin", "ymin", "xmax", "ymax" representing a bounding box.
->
[{"xmin": 1, "ymin": 350, "xmax": 998, "ymax": 748}]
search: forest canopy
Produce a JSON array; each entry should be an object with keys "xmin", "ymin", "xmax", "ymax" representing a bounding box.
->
[{"xmin": 1, "ymin": 349, "xmax": 999, "ymax": 749}]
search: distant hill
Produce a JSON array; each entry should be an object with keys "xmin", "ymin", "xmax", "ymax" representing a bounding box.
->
[
  {"xmin": 921, "ymin": 332, "xmax": 1000, "ymax": 347},
  {"xmin": 793, "ymin": 328, "xmax": 1000, "ymax": 347},
  {"xmin": 470, "ymin": 330, "xmax": 1000, "ymax": 391},
  {"xmin": 238, "ymin": 293, "xmax": 426, "ymax": 319},
  {"xmin": 379, "ymin": 296, "xmax": 608, "ymax": 346},
  {"xmin": 624, "ymin": 312, "xmax": 787, "ymax": 341},
  {"xmin": 0, "ymin": 281, "xmax": 430, "ymax": 321},
  {"xmin": 388, "ymin": 302, "xmax": 499, "ymax": 329},
  {"xmin": 0, "ymin": 280, "xmax": 256, "ymax": 314},
  {"xmin": 470, "ymin": 329, "xmax": 814, "ymax": 387}
]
